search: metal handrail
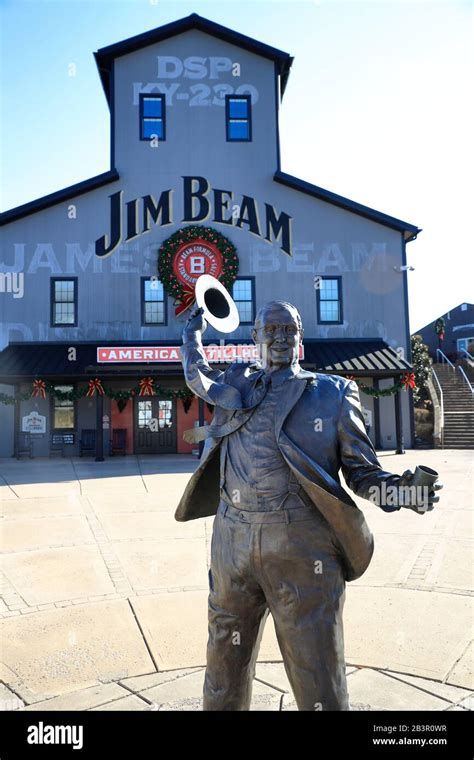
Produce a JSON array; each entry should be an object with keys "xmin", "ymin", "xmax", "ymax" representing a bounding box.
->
[
  {"xmin": 436, "ymin": 348, "xmax": 455, "ymax": 369},
  {"xmin": 460, "ymin": 348, "xmax": 474, "ymax": 361},
  {"xmin": 457, "ymin": 365, "xmax": 474, "ymax": 394},
  {"xmin": 431, "ymin": 366, "xmax": 444, "ymax": 447}
]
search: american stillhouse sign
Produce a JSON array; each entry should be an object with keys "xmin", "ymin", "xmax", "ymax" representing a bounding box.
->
[{"xmin": 96, "ymin": 345, "xmax": 305, "ymax": 363}]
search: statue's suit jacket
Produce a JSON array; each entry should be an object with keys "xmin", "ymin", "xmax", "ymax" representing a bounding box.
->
[{"xmin": 175, "ymin": 337, "xmax": 401, "ymax": 581}]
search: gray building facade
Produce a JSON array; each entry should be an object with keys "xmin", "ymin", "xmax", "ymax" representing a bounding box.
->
[
  {"xmin": 0, "ymin": 13, "xmax": 418, "ymax": 458},
  {"xmin": 414, "ymin": 302, "xmax": 474, "ymax": 362}
]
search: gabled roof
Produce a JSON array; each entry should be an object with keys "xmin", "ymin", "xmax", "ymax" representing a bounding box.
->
[
  {"xmin": 0, "ymin": 170, "xmax": 119, "ymax": 226},
  {"xmin": 274, "ymin": 171, "xmax": 421, "ymax": 242},
  {"xmin": 0, "ymin": 15, "xmax": 420, "ymax": 239},
  {"xmin": 0, "ymin": 166, "xmax": 421, "ymax": 238},
  {"xmin": 412, "ymin": 302, "xmax": 474, "ymax": 335},
  {"xmin": 94, "ymin": 12, "xmax": 294, "ymax": 105}
]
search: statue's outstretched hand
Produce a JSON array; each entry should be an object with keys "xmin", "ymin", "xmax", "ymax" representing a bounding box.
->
[
  {"xmin": 183, "ymin": 306, "xmax": 208, "ymax": 339},
  {"xmin": 394, "ymin": 469, "xmax": 443, "ymax": 514}
]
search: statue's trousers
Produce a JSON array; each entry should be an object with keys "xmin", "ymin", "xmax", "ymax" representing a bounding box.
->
[{"xmin": 203, "ymin": 499, "xmax": 350, "ymax": 711}]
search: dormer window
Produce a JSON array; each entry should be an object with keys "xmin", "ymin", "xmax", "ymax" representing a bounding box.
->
[
  {"xmin": 225, "ymin": 95, "xmax": 252, "ymax": 142},
  {"xmin": 139, "ymin": 93, "xmax": 166, "ymax": 141}
]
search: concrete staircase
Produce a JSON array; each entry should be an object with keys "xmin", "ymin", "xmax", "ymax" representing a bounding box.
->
[{"xmin": 433, "ymin": 363, "xmax": 474, "ymax": 449}]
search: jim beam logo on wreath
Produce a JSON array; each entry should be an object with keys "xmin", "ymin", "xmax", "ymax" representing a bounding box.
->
[{"xmin": 158, "ymin": 225, "xmax": 239, "ymax": 315}]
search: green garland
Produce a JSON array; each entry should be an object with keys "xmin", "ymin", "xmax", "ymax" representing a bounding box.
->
[
  {"xmin": 435, "ymin": 317, "xmax": 445, "ymax": 339},
  {"xmin": 343, "ymin": 372, "xmax": 415, "ymax": 397},
  {"xmin": 0, "ymin": 382, "xmax": 196, "ymax": 413},
  {"xmin": 357, "ymin": 381, "xmax": 404, "ymax": 397},
  {"xmin": 158, "ymin": 225, "xmax": 239, "ymax": 302}
]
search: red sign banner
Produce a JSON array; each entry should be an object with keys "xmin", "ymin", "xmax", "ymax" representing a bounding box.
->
[{"xmin": 97, "ymin": 345, "xmax": 304, "ymax": 364}]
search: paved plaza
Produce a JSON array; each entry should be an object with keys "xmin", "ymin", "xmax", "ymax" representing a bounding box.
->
[{"xmin": 0, "ymin": 449, "xmax": 472, "ymax": 711}]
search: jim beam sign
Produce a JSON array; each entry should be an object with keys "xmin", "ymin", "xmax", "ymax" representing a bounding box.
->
[{"xmin": 95, "ymin": 176, "xmax": 293, "ymax": 258}]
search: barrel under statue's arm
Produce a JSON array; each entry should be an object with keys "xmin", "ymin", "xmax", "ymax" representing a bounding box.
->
[{"xmin": 180, "ymin": 306, "xmax": 242, "ymax": 409}]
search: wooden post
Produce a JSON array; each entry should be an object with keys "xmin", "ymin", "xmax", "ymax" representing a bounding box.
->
[
  {"xmin": 95, "ymin": 391, "xmax": 104, "ymax": 462},
  {"xmin": 13, "ymin": 386, "xmax": 20, "ymax": 458},
  {"xmin": 394, "ymin": 380, "xmax": 405, "ymax": 455},
  {"xmin": 373, "ymin": 378, "xmax": 381, "ymax": 449}
]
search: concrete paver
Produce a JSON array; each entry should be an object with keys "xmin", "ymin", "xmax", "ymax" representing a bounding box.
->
[
  {"xmin": 380, "ymin": 671, "xmax": 473, "ymax": 704},
  {"xmin": 255, "ymin": 662, "xmax": 292, "ymax": 693},
  {"xmin": 1, "ymin": 495, "xmax": 86, "ymax": 519},
  {"xmin": 120, "ymin": 667, "xmax": 204, "ymax": 693},
  {"xmin": 346, "ymin": 669, "xmax": 452, "ymax": 711},
  {"xmin": 0, "ymin": 449, "xmax": 472, "ymax": 710},
  {"xmin": 351, "ymin": 534, "xmax": 425, "ymax": 587},
  {"xmin": 344, "ymin": 586, "xmax": 472, "ymax": 684},
  {"xmin": 447, "ymin": 641, "xmax": 473, "ymax": 690},
  {"xmin": 22, "ymin": 683, "xmax": 131, "ymax": 711},
  {"xmin": 1, "ymin": 600, "xmax": 155, "ymax": 699},
  {"xmin": 1, "ymin": 546, "xmax": 115, "ymax": 606},
  {"xmin": 114, "ymin": 540, "xmax": 208, "ymax": 592},
  {"xmin": 254, "ymin": 662, "xmax": 359, "ymax": 694},
  {"xmin": 100, "ymin": 511, "xmax": 205, "ymax": 541},
  {"xmin": 457, "ymin": 695, "xmax": 474, "ymax": 710},
  {"xmin": 433, "ymin": 538, "xmax": 474, "ymax": 589},
  {"xmin": 90, "ymin": 695, "xmax": 151, "ymax": 711},
  {"xmin": 0, "ymin": 683, "xmax": 25, "ymax": 711},
  {"xmin": 7, "ymin": 663, "xmax": 474, "ymax": 712},
  {"xmin": 1, "ymin": 516, "xmax": 95, "ymax": 553},
  {"xmin": 135, "ymin": 668, "xmax": 282, "ymax": 711},
  {"xmin": 130, "ymin": 592, "xmax": 209, "ymax": 669},
  {"xmin": 258, "ymin": 615, "xmax": 282, "ymax": 662}
]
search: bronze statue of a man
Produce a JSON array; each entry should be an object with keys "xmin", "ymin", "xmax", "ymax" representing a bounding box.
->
[{"xmin": 175, "ymin": 301, "xmax": 442, "ymax": 711}]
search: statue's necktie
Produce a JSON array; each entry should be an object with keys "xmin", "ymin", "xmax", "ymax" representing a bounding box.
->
[
  {"xmin": 183, "ymin": 371, "xmax": 271, "ymax": 443},
  {"xmin": 244, "ymin": 371, "xmax": 272, "ymax": 408}
]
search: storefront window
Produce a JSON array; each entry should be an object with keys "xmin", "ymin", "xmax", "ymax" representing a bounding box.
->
[
  {"xmin": 53, "ymin": 385, "xmax": 75, "ymax": 429},
  {"xmin": 138, "ymin": 400, "xmax": 153, "ymax": 429},
  {"xmin": 158, "ymin": 400, "xmax": 173, "ymax": 428}
]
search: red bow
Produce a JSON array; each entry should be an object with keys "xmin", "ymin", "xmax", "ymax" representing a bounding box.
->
[
  {"xmin": 32, "ymin": 379, "xmax": 46, "ymax": 399},
  {"xmin": 345, "ymin": 375, "xmax": 355, "ymax": 381},
  {"xmin": 175, "ymin": 284, "xmax": 196, "ymax": 316},
  {"xmin": 139, "ymin": 377, "xmax": 155, "ymax": 396},
  {"xmin": 87, "ymin": 378, "xmax": 104, "ymax": 397},
  {"xmin": 401, "ymin": 372, "xmax": 416, "ymax": 390}
]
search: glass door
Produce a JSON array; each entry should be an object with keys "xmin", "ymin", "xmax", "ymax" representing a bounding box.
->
[{"xmin": 134, "ymin": 397, "xmax": 176, "ymax": 454}]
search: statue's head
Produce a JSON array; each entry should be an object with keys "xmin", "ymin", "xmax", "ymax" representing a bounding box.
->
[{"xmin": 251, "ymin": 301, "xmax": 304, "ymax": 370}]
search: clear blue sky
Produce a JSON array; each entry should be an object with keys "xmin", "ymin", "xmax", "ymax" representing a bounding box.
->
[{"xmin": 1, "ymin": 0, "xmax": 472, "ymax": 332}]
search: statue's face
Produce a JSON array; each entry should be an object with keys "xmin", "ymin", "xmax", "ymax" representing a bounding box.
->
[{"xmin": 251, "ymin": 304, "xmax": 303, "ymax": 369}]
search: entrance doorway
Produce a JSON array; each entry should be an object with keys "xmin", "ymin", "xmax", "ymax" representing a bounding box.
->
[{"xmin": 134, "ymin": 398, "xmax": 177, "ymax": 454}]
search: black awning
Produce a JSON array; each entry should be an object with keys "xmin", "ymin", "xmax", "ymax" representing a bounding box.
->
[
  {"xmin": 0, "ymin": 338, "xmax": 411, "ymax": 381},
  {"xmin": 0, "ymin": 342, "xmax": 185, "ymax": 380},
  {"xmin": 301, "ymin": 339, "xmax": 412, "ymax": 375}
]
